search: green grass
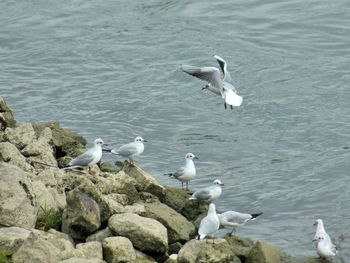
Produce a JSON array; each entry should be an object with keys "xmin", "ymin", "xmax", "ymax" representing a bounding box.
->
[
  {"xmin": 35, "ymin": 203, "xmax": 62, "ymax": 231},
  {"xmin": 0, "ymin": 252, "xmax": 13, "ymax": 263}
]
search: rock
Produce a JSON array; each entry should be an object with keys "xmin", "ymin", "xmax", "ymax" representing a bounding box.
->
[
  {"xmin": 225, "ymin": 235, "xmax": 255, "ymax": 261},
  {"xmin": 24, "ymin": 127, "xmax": 58, "ymax": 168},
  {"xmin": 141, "ymin": 202, "xmax": 195, "ymax": 243},
  {"xmin": 12, "ymin": 229, "xmax": 82, "ymax": 263},
  {"xmin": 86, "ymin": 228, "xmax": 113, "ymax": 242},
  {"xmin": 0, "ymin": 142, "xmax": 34, "ymax": 172},
  {"xmin": 0, "ymin": 96, "xmax": 16, "ymax": 130},
  {"xmin": 133, "ymin": 250, "xmax": 156, "ymax": 263},
  {"xmin": 76, "ymin": 241, "xmax": 103, "ymax": 260},
  {"xmin": 32, "ymin": 168, "xmax": 64, "ymax": 188},
  {"xmin": 0, "ymin": 227, "xmax": 32, "ymax": 255},
  {"xmin": 4, "ymin": 123, "xmax": 36, "ymax": 149},
  {"xmin": 122, "ymin": 162, "xmax": 165, "ymax": 200},
  {"xmin": 177, "ymin": 239, "xmax": 240, "ymax": 263},
  {"xmin": 108, "ymin": 213, "xmax": 168, "ymax": 254},
  {"xmin": 163, "ymin": 187, "xmax": 189, "ymax": 213},
  {"xmin": 122, "ymin": 203, "xmax": 146, "ymax": 215},
  {"xmin": 32, "ymin": 121, "xmax": 86, "ymax": 161},
  {"xmin": 62, "ymin": 189, "xmax": 101, "ymax": 240},
  {"xmin": 0, "ymin": 163, "xmax": 37, "ymax": 228},
  {"xmin": 164, "ymin": 254, "xmax": 178, "ymax": 263},
  {"xmin": 58, "ymin": 258, "xmax": 105, "ymax": 263},
  {"xmin": 96, "ymin": 171, "xmax": 139, "ymax": 204},
  {"xmin": 182, "ymin": 201, "xmax": 208, "ymax": 222},
  {"xmin": 168, "ymin": 242, "xmax": 183, "ymax": 255},
  {"xmin": 246, "ymin": 240, "xmax": 281, "ymax": 263},
  {"xmin": 99, "ymin": 162, "xmax": 120, "ymax": 173},
  {"xmin": 103, "ymin": 236, "xmax": 137, "ymax": 263},
  {"xmin": 32, "ymin": 180, "xmax": 66, "ymax": 213}
]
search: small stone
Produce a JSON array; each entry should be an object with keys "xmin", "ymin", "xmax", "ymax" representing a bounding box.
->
[
  {"xmin": 246, "ymin": 240, "xmax": 281, "ymax": 263},
  {"xmin": 102, "ymin": 236, "xmax": 136, "ymax": 263},
  {"xmin": 0, "ymin": 227, "xmax": 32, "ymax": 255},
  {"xmin": 76, "ymin": 241, "xmax": 103, "ymax": 260},
  {"xmin": 86, "ymin": 228, "xmax": 113, "ymax": 243}
]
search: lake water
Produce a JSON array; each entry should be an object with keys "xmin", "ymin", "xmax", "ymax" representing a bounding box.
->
[{"xmin": 1, "ymin": 0, "xmax": 350, "ymax": 261}]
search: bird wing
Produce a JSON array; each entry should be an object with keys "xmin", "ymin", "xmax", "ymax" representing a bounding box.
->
[
  {"xmin": 191, "ymin": 188, "xmax": 212, "ymax": 201},
  {"xmin": 181, "ymin": 65, "xmax": 223, "ymax": 92},
  {"xmin": 220, "ymin": 211, "xmax": 252, "ymax": 225},
  {"xmin": 214, "ymin": 55, "xmax": 232, "ymax": 82},
  {"xmin": 113, "ymin": 142, "xmax": 137, "ymax": 157},
  {"xmin": 69, "ymin": 149, "xmax": 95, "ymax": 167},
  {"xmin": 172, "ymin": 167, "xmax": 186, "ymax": 179}
]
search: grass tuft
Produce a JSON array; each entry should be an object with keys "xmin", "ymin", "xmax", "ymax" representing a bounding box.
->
[{"xmin": 35, "ymin": 203, "xmax": 62, "ymax": 231}]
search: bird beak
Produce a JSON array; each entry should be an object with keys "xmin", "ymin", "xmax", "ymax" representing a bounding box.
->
[
  {"xmin": 220, "ymin": 183, "xmax": 224, "ymax": 186},
  {"xmin": 194, "ymin": 156, "xmax": 199, "ymax": 160},
  {"xmin": 201, "ymin": 85, "xmax": 207, "ymax": 91},
  {"xmin": 313, "ymin": 222, "xmax": 317, "ymax": 226},
  {"xmin": 143, "ymin": 139, "xmax": 148, "ymax": 143},
  {"xmin": 102, "ymin": 143, "xmax": 108, "ymax": 147}
]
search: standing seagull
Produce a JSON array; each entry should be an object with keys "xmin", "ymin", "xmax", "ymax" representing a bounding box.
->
[
  {"xmin": 103, "ymin": 136, "xmax": 147, "ymax": 164},
  {"xmin": 313, "ymin": 219, "xmax": 338, "ymax": 261},
  {"xmin": 63, "ymin": 138, "xmax": 107, "ymax": 173},
  {"xmin": 181, "ymin": 55, "xmax": 243, "ymax": 110},
  {"xmin": 189, "ymin": 179, "xmax": 224, "ymax": 202},
  {"xmin": 315, "ymin": 234, "xmax": 338, "ymax": 261},
  {"xmin": 166, "ymin": 153, "xmax": 198, "ymax": 190},
  {"xmin": 198, "ymin": 203, "xmax": 220, "ymax": 240},
  {"xmin": 218, "ymin": 211, "xmax": 263, "ymax": 235}
]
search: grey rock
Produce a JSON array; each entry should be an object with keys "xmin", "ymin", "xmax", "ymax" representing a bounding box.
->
[
  {"xmin": 12, "ymin": 229, "xmax": 83, "ymax": 263},
  {"xmin": 108, "ymin": 213, "xmax": 168, "ymax": 253},
  {"xmin": 76, "ymin": 241, "xmax": 103, "ymax": 260},
  {"xmin": 0, "ymin": 96, "xmax": 16, "ymax": 130},
  {"xmin": 62, "ymin": 189, "xmax": 101, "ymax": 240},
  {"xmin": 177, "ymin": 239, "xmax": 240, "ymax": 263},
  {"xmin": 4, "ymin": 123, "xmax": 36, "ymax": 149},
  {"xmin": 0, "ymin": 227, "xmax": 32, "ymax": 255},
  {"xmin": 0, "ymin": 162, "xmax": 37, "ymax": 228},
  {"xmin": 224, "ymin": 235, "xmax": 255, "ymax": 261},
  {"xmin": 86, "ymin": 227, "xmax": 113, "ymax": 242},
  {"xmin": 246, "ymin": 240, "xmax": 281, "ymax": 263},
  {"xmin": 0, "ymin": 141, "xmax": 33, "ymax": 172},
  {"xmin": 141, "ymin": 201, "xmax": 196, "ymax": 243},
  {"xmin": 102, "ymin": 236, "xmax": 137, "ymax": 263},
  {"xmin": 59, "ymin": 258, "xmax": 105, "ymax": 263}
]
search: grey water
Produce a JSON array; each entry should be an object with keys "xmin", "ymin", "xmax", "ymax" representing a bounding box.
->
[{"xmin": 1, "ymin": 0, "xmax": 350, "ymax": 261}]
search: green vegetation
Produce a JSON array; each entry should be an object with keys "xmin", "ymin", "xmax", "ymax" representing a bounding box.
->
[
  {"xmin": 36, "ymin": 204, "xmax": 62, "ymax": 231},
  {"xmin": 0, "ymin": 252, "xmax": 13, "ymax": 263}
]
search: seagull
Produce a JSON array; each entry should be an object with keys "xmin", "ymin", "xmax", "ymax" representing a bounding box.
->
[
  {"xmin": 63, "ymin": 138, "xmax": 107, "ymax": 173},
  {"xmin": 218, "ymin": 211, "xmax": 263, "ymax": 235},
  {"xmin": 165, "ymin": 153, "xmax": 198, "ymax": 190},
  {"xmin": 103, "ymin": 136, "xmax": 146, "ymax": 164},
  {"xmin": 198, "ymin": 203, "xmax": 220, "ymax": 240},
  {"xmin": 189, "ymin": 179, "xmax": 224, "ymax": 202},
  {"xmin": 181, "ymin": 55, "xmax": 243, "ymax": 110},
  {"xmin": 315, "ymin": 234, "xmax": 338, "ymax": 261},
  {"xmin": 313, "ymin": 219, "xmax": 337, "ymax": 261}
]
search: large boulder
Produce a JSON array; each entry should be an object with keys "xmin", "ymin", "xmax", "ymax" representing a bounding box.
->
[
  {"xmin": 177, "ymin": 239, "xmax": 241, "ymax": 263},
  {"xmin": 0, "ymin": 96, "xmax": 16, "ymax": 130},
  {"xmin": 225, "ymin": 235, "xmax": 255, "ymax": 262},
  {"xmin": 246, "ymin": 240, "xmax": 281, "ymax": 263},
  {"xmin": 141, "ymin": 201, "xmax": 195, "ymax": 243},
  {"xmin": 108, "ymin": 213, "xmax": 168, "ymax": 254},
  {"xmin": 12, "ymin": 229, "xmax": 83, "ymax": 263},
  {"xmin": 122, "ymin": 162, "xmax": 165, "ymax": 200},
  {"xmin": 86, "ymin": 228, "xmax": 113, "ymax": 242},
  {"xmin": 102, "ymin": 236, "xmax": 137, "ymax": 263},
  {"xmin": 0, "ymin": 163, "xmax": 37, "ymax": 228},
  {"xmin": 32, "ymin": 180, "xmax": 66, "ymax": 213},
  {"xmin": 4, "ymin": 123, "xmax": 36, "ymax": 149},
  {"xmin": 0, "ymin": 227, "xmax": 32, "ymax": 255},
  {"xmin": 0, "ymin": 141, "xmax": 34, "ymax": 172},
  {"xmin": 76, "ymin": 241, "xmax": 103, "ymax": 260},
  {"xmin": 62, "ymin": 189, "xmax": 101, "ymax": 240}
]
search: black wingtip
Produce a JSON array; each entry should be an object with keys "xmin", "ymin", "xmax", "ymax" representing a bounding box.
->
[{"xmin": 251, "ymin": 212, "xmax": 263, "ymax": 219}]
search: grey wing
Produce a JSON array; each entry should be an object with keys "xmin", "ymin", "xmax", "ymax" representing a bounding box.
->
[
  {"xmin": 198, "ymin": 215, "xmax": 219, "ymax": 236},
  {"xmin": 192, "ymin": 189, "xmax": 212, "ymax": 201},
  {"xmin": 214, "ymin": 55, "xmax": 232, "ymax": 82},
  {"xmin": 69, "ymin": 150, "xmax": 95, "ymax": 167},
  {"xmin": 172, "ymin": 167, "xmax": 186, "ymax": 179},
  {"xmin": 220, "ymin": 211, "xmax": 252, "ymax": 225},
  {"xmin": 114, "ymin": 143, "xmax": 137, "ymax": 157},
  {"xmin": 181, "ymin": 65, "xmax": 223, "ymax": 91}
]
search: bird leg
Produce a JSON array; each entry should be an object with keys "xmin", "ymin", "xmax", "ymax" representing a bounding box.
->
[
  {"xmin": 224, "ymin": 103, "xmax": 227, "ymax": 110},
  {"xmin": 181, "ymin": 182, "xmax": 184, "ymax": 190},
  {"xmin": 230, "ymin": 105, "xmax": 233, "ymax": 110},
  {"xmin": 186, "ymin": 182, "xmax": 189, "ymax": 191}
]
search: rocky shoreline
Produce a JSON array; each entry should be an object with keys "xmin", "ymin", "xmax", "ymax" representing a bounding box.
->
[{"xmin": 0, "ymin": 97, "xmax": 325, "ymax": 263}]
